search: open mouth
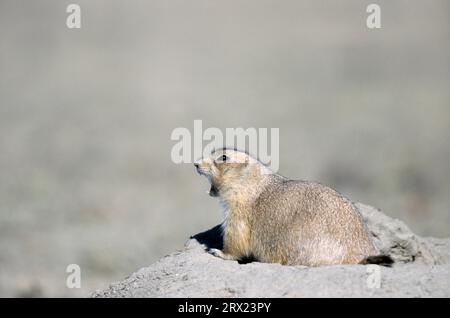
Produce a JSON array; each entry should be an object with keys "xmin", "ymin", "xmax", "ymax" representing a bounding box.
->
[
  {"xmin": 195, "ymin": 166, "xmax": 219, "ymax": 197},
  {"xmin": 209, "ymin": 184, "xmax": 219, "ymax": 197}
]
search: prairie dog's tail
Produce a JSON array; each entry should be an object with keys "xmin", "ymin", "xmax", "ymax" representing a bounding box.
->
[{"xmin": 360, "ymin": 255, "xmax": 394, "ymax": 267}]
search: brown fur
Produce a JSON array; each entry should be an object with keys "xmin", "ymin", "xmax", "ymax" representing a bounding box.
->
[{"xmin": 195, "ymin": 148, "xmax": 379, "ymax": 266}]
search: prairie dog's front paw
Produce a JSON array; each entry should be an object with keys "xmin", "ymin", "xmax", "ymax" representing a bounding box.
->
[
  {"xmin": 207, "ymin": 248, "xmax": 236, "ymax": 261},
  {"xmin": 208, "ymin": 248, "xmax": 225, "ymax": 258}
]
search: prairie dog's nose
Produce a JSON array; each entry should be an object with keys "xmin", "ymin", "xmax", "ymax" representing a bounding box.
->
[{"xmin": 194, "ymin": 158, "xmax": 203, "ymax": 168}]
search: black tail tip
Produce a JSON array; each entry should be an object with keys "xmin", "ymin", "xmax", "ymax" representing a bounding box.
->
[{"xmin": 360, "ymin": 255, "xmax": 394, "ymax": 267}]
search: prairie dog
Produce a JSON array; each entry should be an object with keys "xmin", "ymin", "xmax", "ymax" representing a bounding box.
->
[{"xmin": 194, "ymin": 148, "xmax": 382, "ymax": 266}]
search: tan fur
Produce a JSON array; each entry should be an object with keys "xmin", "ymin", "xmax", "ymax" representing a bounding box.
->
[{"xmin": 195, "ymin": 148, "xmax": 378, "ymax": 266}]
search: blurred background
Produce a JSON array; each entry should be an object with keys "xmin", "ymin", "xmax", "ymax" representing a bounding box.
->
[{"xmin": 0, "ymin": 0, "xmax": 449, "ymax": 297}]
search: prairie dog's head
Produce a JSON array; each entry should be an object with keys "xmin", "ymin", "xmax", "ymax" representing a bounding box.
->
[{"xmin": 194, "ymin": 148, "xmax": 271, "ymax": 198}]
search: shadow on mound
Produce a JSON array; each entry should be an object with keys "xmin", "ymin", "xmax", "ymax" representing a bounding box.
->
[
  {"xmin": 190, "ymin": 224, "xmax": 223, "ymax": 250},
  {"xmin": 190, "ymin": 224, "xmax": 256, "ymax": 264}
]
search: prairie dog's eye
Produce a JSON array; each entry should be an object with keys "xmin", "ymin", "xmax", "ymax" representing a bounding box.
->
[{"xmin": 219, "ymin": 154, "xmax": 229, "ymax": 162}]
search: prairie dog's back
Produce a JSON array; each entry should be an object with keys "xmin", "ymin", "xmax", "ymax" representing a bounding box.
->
[{"xmin": 251, "ymin": 176, "xmax": 378, "ymax": 265}]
